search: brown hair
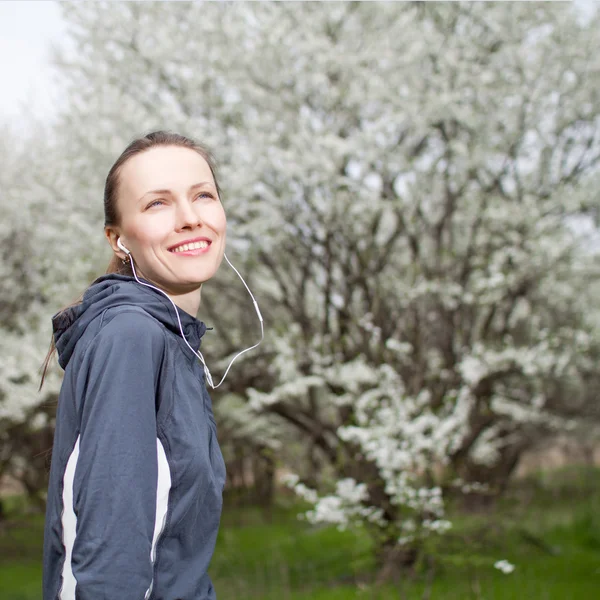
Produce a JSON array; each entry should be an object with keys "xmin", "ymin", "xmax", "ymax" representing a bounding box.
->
[{"xmin": 39, "ymin": 130, "xmax": 221, "ymax": 390}]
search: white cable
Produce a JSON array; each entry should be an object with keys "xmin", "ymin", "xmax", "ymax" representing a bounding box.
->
[{"xmin": 127, "ymin": 252, "xmax": 263, "ymax": 389}]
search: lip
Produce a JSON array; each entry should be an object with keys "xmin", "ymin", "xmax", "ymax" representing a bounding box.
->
[{"xmin": 167, "ymin": 236, "xmax": 212, "ymax": 252}]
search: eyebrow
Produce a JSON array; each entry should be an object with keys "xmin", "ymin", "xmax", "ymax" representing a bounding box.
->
[{"xmin": 137, "ymin": 181, "xmax": 215, "ymax": 203}]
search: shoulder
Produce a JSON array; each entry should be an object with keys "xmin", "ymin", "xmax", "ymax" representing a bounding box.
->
[
  {"xmin": 102, "ymin": 306, "xmax": 165, "ymax": 334},
  {"xmin": 87, "ymin": 306, "xmax": 167, "ymax": 356}
]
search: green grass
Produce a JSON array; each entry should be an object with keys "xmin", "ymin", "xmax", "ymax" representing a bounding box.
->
[
  {"xmin": 2, "ymin": 468, "xmax": 600, "ymax": 599},
  {"xmin": 0, "ymin": 512, "xmax": 44, "ymax": 600}
]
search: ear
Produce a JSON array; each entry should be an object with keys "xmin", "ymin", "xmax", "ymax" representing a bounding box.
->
[{"xmin": 105, "ymin": 227, "xmax": 126, "ymax": 260}]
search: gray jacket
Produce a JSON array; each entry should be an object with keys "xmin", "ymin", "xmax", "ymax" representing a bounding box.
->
[{"xmin": 43, "ymin": 274, "xmax": 226, "ymax": 600}]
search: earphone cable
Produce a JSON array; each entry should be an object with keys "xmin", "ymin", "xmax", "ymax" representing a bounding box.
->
[{"xmin": 127, "ymin": 253, "xmax": 263, "ymax": 389}]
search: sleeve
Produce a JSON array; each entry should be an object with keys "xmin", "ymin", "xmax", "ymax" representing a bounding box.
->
[{"xmin": 68, "ymin": 312, "xmax": 166, "ymax": 600}]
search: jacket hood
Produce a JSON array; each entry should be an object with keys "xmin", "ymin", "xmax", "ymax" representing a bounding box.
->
[{"xmin": 52, "ymin": 274, "xmax": 207, "ymax": 369}]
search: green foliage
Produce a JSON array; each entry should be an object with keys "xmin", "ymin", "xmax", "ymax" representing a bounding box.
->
[{"xmin": 1, "ymin": 469, "xmax": 600, "ymax": 599}]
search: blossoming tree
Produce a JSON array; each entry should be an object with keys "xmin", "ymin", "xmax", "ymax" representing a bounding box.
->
[{"xmin": 2, "ymin": 1, "xmax": 600, "ymax": 571}]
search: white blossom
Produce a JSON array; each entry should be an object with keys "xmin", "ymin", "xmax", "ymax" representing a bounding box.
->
[{"xmin": 494, "ymin": 559, "xmax": 516, "ymax": 574}]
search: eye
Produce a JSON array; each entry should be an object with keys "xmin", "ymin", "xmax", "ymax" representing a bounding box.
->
[
  {"xmin": 146, "ymin": 199, "xmax": 165, "ymax": 209},
  {"xmin": 195, "ymin": 191, "xmax": 215, "ymax": 201}
]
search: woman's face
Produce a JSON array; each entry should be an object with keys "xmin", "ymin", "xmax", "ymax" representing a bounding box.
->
[{"xmin": 107, "ymin": 145, "xmax": 227, "ymax": 296}]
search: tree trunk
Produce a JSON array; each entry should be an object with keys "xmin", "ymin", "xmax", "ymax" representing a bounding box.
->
[
  {"xmin": 458, "ymin": 438, "xmax": 531, "ymax": 511},
  {"xmin": 252, "ymin": 447, "xmax": 275, "ymax": 516},
  {"xmin": 375, "ymin": 539, "xmax": 419, "ymax": 584}
]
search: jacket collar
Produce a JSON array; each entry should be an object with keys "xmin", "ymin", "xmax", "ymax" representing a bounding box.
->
[{"xmin": 53, "ymin": 274, "xmax": 208, "ymax": 369}]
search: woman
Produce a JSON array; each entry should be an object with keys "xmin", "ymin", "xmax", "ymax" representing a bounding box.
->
[{"xmin": 40, "ymin": 131, "xmax": 247, "ymax": 600}]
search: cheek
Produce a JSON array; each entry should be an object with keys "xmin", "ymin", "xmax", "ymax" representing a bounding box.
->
[
  {"xmin": 128, "ymin": 219, "xmax": 170, "ymax": 248},
  {"xmin": 206, "ymin": 204, "xmax": 227, "ymax": 234}
]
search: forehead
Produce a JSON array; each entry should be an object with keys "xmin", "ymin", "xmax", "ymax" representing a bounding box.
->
[{"xmin": 118, "ymin": 145, "xmax": 215, "ymax": 200}]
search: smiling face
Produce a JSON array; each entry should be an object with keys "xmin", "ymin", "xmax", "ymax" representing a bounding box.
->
[{"xmin": 105, "ymin": 145, "xmax": 227, "ymax": 310}]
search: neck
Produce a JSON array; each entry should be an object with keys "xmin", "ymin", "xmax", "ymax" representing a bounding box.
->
[
  {"xmin": 132, "ymin": 268, "xmax": 202, "ymax": 318},
  {"xmin": 166, "ymin": 285, "xmax": 202, "ymax": 318}
]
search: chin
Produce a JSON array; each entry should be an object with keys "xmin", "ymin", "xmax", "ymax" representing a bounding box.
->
[{"xmin": 178, "ymin": 272, "xmax": 216, "ymax": 287}]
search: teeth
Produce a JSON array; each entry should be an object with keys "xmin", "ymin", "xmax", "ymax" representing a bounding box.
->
[{"xmin": 172, "ymin": 240, "xmax": 209, "ymax": 253}]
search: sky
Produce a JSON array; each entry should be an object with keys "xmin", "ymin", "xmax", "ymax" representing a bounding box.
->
[{"xmin": 0, "ymin": 1, "xmax": 66, "ymax": 128}]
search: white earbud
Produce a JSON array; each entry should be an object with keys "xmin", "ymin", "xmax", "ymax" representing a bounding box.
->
[{"xmin": 117, "ymin": 237, "xmax": 131, "ymax": 255}]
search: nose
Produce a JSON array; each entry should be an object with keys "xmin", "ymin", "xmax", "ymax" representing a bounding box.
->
[{"xmin": 175, "ymin": 198, "xmax": 202, "ymax": 231}]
